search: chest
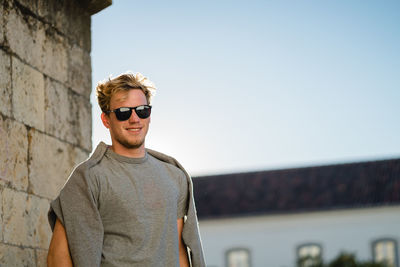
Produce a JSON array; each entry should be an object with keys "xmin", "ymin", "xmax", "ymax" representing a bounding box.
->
[{"xmin": 97, "ymin": 164, "xmax": 180, "ymax": 224}]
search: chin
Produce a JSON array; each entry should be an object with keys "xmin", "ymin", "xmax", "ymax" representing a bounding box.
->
[{"xmin": 119, "ymin": 139, "xmax": 145, "ymax": 150}]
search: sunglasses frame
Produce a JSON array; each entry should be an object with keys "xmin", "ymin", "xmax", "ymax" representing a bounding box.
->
[{"xmin": 106, "ymin": 105, "xmax": 152, "ymax": 121}]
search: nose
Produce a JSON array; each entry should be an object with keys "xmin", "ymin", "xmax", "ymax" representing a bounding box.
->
[{"xmin": 128, "ymin": 110, "xmax": 140, "ymax": 123}]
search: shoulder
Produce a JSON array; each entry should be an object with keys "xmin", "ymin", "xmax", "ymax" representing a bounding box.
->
[
  {"xmin": 146, "ymin": 148, "xmax": 188, "ymax": 179},
  {"xmin": 73, "ymin": 141, "xmax": 111, "ymax": 178},
  {"xmin": 146, "ymin": 148, "xmax": 177, "ymax": 164},
  {"xmin": 64, "ymin": 147, "xmax": 108, "ymax": 191},
  {"xmin": 70, "ymin": 151, "xmax": 101, "ymax": 177},
  {"xmin": 148, "ymin": 153, "xmax": 185, "ymax": 177}
]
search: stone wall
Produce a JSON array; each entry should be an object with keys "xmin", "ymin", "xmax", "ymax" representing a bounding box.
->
[{"xmin": 0, "ymin": 0, "xmax": 110, "ymax": 265}]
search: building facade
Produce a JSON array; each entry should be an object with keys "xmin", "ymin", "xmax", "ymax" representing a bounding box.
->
[
  {"xmin": 0, "ymin": 0, "xmax": 110, "ymax": 265},
  {"xmin": 193, "ymin": 159, "xmax": 400, "ymax": 267}
]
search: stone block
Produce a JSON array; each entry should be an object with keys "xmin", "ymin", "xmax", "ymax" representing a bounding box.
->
[
  {"xmin": 67, "ymin": 44, "xmax": 92, "ymax": 97},
  {"xmin": 5, "ymin": 4, "xmax": 68, "ymax": 84},
  {"xmin": 44, "ymin": 77, "xmax": 77, "ymax": 144},
  {"xmin": 2, "ymin": 188, "xmax": 28, "ymax": 246},
  {"xmin": 38, "ymin": 0, "xmax": 91, "ymax": 51},
  {"xmin": 2, "ymin": 188, "xmax": 52, "ymax": 248},
  {"xmin": 28, "ymin": 129, "xmax": 84, "ymax": 199},
  {"xmin": 41, "ymin": 27, "xmax": 68, "ymax": 84},
  {"xmin": 68, "ymin": 10, "xmax": 91, "ymax": 52},
  {"xmin": 72, "ymin": 94, "xmax": 92, "ymax": 151},
  {"xmin": 36, "ymin": 249, "xmax": 48, "ymax": 267},
  {"xmin": 0, "ymin": 116, "xmax": 28, "ymax": 191},
  {"xmin": 0, "ymin": 50, "xmax": 12, "ymax": 117},
  {"xmin": 0, "ymin": 243, "xmax": 35, "ymax": 266},
  {"xmin": 12, "ymin": 56, "xmax": 45, "ymax": 131},
  {"xmin": 5, "ymin": 6, "xmax": 45, "ymax": 71},
  {"xmin": 37, "ymin": 0, "xmax": 68, "ymax": 32},
  {"xmin": 26, "ymin": 194, "xmax": 52, "ymax": 249}
]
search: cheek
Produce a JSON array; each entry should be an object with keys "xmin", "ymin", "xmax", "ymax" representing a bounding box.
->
[
  {"xmin": 144, "ymin": 119, "xmax": 150, "ymax": 129},
  {"xmin": 111, "ymin": 121, "xmax": 123, "ymax": 132},
  {"xmin": 106, "ymin": 118, "xmax": 122, "ymax": 133}
]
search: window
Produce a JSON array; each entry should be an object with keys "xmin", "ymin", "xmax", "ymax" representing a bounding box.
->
[
  {"xmin": 297, "ymin": 243, "xmax": 323, "ymax": 267},
  {"xmin": 373, "ymin": 239, "xmax": 398, "ymax": 267},
  {"xmin": 226, "ymin": 248, "xmax": 251, "ymax": 267}
]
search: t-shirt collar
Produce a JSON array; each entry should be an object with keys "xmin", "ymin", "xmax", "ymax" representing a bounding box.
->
[{"xmin": 104, "ymin": 144, "xmax": 148, "ymax": 164}]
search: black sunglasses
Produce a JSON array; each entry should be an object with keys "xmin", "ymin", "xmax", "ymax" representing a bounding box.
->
[{"xmin": 106, "ymin": 105, "xmax": 152, "ymax": 121}]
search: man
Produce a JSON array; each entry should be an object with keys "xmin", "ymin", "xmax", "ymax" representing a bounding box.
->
[{"xmin": 47, "ymin": 72, "xmax": 205, "ymax": 266}]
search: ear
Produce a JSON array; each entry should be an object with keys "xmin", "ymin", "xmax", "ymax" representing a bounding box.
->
[{"xmin": 101, "ymin": 112, "xmax": 110, "ymax": 129}]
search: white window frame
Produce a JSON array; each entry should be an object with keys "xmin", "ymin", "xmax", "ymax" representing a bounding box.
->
[
  {"xmin": 296, "ymin": 243, "xmax": 323, "ymax": 267},
  {"xmin": 225, "ymin": 247, "xmax": 251, "ymax": 267},
  {"xmin": 372, "ymin": 238, "xmax": 399, "ymax": 267}
]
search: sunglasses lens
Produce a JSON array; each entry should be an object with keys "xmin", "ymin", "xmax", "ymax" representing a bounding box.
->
[
  {"xmin": 112, "ymin": 106, "xmax": 151, "ymax": 121},
  {"xmin": 115, "ymin": 107, "xmax": 132, "ymax": 121},
  {"xmin": 135, "ymin": 106, "xmax": 151, "ymax": 119}
]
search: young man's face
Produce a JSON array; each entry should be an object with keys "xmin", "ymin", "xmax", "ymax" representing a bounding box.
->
[{"xmin": 101, "ymin": 89, "xmax": 150, "ymax": 152}]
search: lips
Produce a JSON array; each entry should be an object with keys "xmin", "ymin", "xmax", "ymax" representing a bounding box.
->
[{"xmin": 126, "ymin": 127, "xmax": 142, "ymax": 132}]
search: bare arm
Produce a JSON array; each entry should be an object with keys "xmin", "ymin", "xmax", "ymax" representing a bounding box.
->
[
  {"xmin": 47, "ymin": 218, "xmax": 73, "ymax": 267},
  {"xmin": 177, "ymin": 218, "xmax": 190, "ymax": 267}
]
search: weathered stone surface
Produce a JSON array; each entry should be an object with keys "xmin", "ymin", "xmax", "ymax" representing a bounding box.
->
[
  {"xmin": 28, "ymin": 129, "xmax": 86, "ymax": 199},
  {"xmin": 68, "ymin": 43, "xmax": 92, "ymax": 97},
  {"xmin": 68, "ymin": 9, "xmax": 91, "ymax": 52},
  {"xmin": 12, "ymin": 56, "xmax": 45, "ymax": 131},
  {"xmin": 5, "ymin": 4, "xmax": 68, "ymax": 84},
  {"xmin": 0, "ymin": 116, "xmax": 28, "ymax": 191},
  {"xmin": 14, "ymin": 0, "xmax": 37, "ymax": 15},
  {"xmin": 38, "ymin": 0, "xmax": 91, "ymax": 51},
  {"xmin": 37, "ymin": 0, "xmax": 68, "ymax": 32},
  {"xmin": 2, "ymin": 188, "xmax": 51, "ymax": 248},
  {"xmin": 0, "ymin": 186, "xmax": 3, "ymax": 241},
  {"xmin": 2, "ymin": 188, "xmax": 29, "ymax": 246},
  {"xmin": 36, "ymin": 249, "xmax": 48, "ymax": 267},
  {"xmin": 0, "ymin": 243, "xmax": 35, "ymax": 266},
  {"xmin": 0, "ymin": 50, "xmax": 12, "ymax": 117},
  {"xmin": 26, "ymin": 194, "xmax": 52, "ymax": 249},
  {"xmin": 41, "ymin": 28, "xmax": 68, "ymax": 84},
  {"xmin": 84, "ymin": 0, "xmax": 112, "ymax": 15},
  {"xmin": 44, "ymin": 77, "xmax": 77, "ymax": 144},
  {"xmin": 0, "ymin": 1, "xmax": 104, "ymax": 264},
  {"xmin": 5, "ymin": 5, "xmax": 45, "ymax": 71},
  {"xmin": 72, "ymin": 94, "xmax": 92, "ymax": 151},
  {"xmin": 0, "ymin": 1, "xmax": 4, "ymax": 45},
  {"xmin": 72, "ymin": 145, "xmax": 90, "ymax": 167}
]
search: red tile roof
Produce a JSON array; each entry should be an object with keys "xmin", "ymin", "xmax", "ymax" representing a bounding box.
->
[{"xmin": 192, "ymin": 158, "xmax": 400, "ymax": 219}]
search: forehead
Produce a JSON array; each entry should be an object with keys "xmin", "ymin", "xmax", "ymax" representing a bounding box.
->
[{"xmin": 110, "ymin": 89, "xmax": 147, "ymax": 108}]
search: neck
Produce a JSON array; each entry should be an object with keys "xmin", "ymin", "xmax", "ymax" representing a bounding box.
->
[{"xmin": 110, "ymin": 142, "xmax": 146, "ymax": 158}]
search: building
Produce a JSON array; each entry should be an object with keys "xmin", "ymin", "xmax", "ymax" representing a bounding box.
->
[
  {"xmin": 193, "ymin": 158, "xmax": 400, "ymax": 267},
  {"xmin": 0, "ymin": 0, "xmax": 110, "ymax": 265}
]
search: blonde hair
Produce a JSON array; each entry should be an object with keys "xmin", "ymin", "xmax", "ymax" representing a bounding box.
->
[{"xmin": 96, "ymin": 72, "xmax": 156, "ymax": 113}]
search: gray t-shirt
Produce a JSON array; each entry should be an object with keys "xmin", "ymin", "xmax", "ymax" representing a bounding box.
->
[{"xmin": 49, "ymin": 145, "xmax": 188, "ymax": 266}]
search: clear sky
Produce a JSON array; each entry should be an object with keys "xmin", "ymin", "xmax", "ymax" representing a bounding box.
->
[{"xmin": 91, "ymin": 1, "xmax": 400, "ymax": 176}]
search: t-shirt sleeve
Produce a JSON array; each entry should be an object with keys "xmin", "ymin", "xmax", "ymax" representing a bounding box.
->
[
  {"xmin": 48, "ymin": 165, "xmax": 104, "ymax": 266},
  {"xmin": 177, "ymin": 170, "xmax": 189, "ymax": 219}
]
